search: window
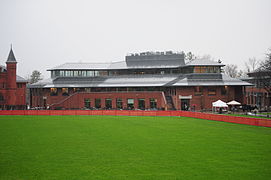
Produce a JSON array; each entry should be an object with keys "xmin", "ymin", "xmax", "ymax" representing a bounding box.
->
[
  {"xmin": 62, "ymin": 88, "xmax": 69, "ymax": 96},
  {"xmin": 0, "ymin": 94, "xmax": 4, "ymax": 101},
  {"xmin": 127, "ymin": 99, "xmax": 134, "ymax": 109},
  {"xmin": 95, "ymin": 98, "xmax": 101, "ymax": 109},
  {"xmin": 50, "ymin": 88, "xmax": 58, "ymax": 96},
  {"xmin": 105, "ymin": 99, "xmax": 112, "ymax": 109},
  {"xmin": 138, "ymin": 99, "xmax": 145, "ymax": 110},
  {"xmin": 51, "ymin": 71, "xmax": 55, "ymax": 78},
  {"xmin": 73, "ymin": 88, "xmax": 80, "ymax": 93},
  {"xmin": 85, "ymin": 88, "xmax": 91, "ymax": 92},
  {"xmin": 87, "ymin": 71, "xmax": 94, "ymax": 77},
  {"xmin": 82, "ymin": 71, "xmax": 87, "ymax": 77},
  {"xmin": 99, "ymin": 71, "xmax": 108, "ymax": 76},
  {"xmin": 208, "ymin": 88, "xmax": 216, "ymax": 96},
  {"xmin": 194, "ymin": 86, "xmax": 203, "ymax": 96},
  {"xmin": 78, "ymin": 71, "xmax": 82, "ymax": 76},
  {"xmin": 51, "ymin": 71, "xmax": 60, "ymax": 77},
  {"xmin": 60, "ymin": 71, "xmax": 65, "ymax": 76},
  {"xmin": 17, "ymin": 83, "xmax": 23, "ymax": 88},
  {"xmin": 65, "ymin": 71, "xmax": 73, "ymax": 77},
  {"xmin": 116, "ymin": 98, "xmax": 123, "ymax": 109},
  {"xmin": 84, "ymin": 98, "xmax": 91, "ymax": 108},
  {"xmin": 150, "ymin": 98, "xmax": 157, "ymax": 109},
  {"xmin": 73, "ymin": 71, "xmax": 78, "ymax": 76},
  {"xmin": 221, "ymin": 86, "xmax": 228, "ymax": 95}
]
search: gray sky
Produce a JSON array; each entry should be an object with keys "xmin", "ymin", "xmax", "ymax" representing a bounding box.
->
[{"xmin": 0, "ymin": 0, "xmax": 270, "ymax": 78}]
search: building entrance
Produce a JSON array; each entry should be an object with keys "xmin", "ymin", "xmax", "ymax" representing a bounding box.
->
[{"xmin": 181, "ymin": 99, "xmax": 190, "ymax": 111}]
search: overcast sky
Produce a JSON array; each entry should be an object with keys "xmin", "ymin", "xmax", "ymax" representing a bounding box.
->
[{"xmin": 0, "ymin": 0, "xmax": 270, "ymax": 78}]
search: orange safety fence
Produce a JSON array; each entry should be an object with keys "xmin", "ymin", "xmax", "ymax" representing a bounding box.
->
[{"xmin": 0, "ymin": 110, "xmax": 270, "ymax": 127}]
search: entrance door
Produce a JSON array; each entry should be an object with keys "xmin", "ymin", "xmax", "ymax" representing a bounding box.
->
[{"xmin": 181, "ymin": 99, "xmax": 190, "ymax": 111}]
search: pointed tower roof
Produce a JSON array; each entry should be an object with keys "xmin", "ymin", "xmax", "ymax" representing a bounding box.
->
[{"xmin": 6, "ymin": 45, "xmax": 17, "ymax": 63}]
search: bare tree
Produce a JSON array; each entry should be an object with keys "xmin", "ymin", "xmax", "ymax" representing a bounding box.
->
[
  {"xmin": 245, "ymin": 57, "xmax": 259, "ymax": 73},
  {"xmin": 185, "ymin": 52, "xmax": 197, "ymax": 62},
  {"xmin": 237, "ymin": 69, "xmax": 244, "ymax": 78},
  {"xmin": 224, "ymin": 64, "xmax": 238, "ymax": 78},
  {"xmin": 259, "ymin": 48, "xmax": 271, "ymax": 72},
  {"xmin": 29, "ymin": 70, "xmax": 43, "ymax": 84}
]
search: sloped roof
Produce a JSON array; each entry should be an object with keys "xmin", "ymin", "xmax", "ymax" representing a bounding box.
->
[
  {"xmin": 48, "ymin": 62, "xmax": 111, "ymax": 70},
  {"xmin": 6, "ymin": 48, "xmax": 17, "ymax": 62},
  {"xmin": 28, "ymin": 73, "xmax": 251, "ymax": 88},
  {"xmin": 16, "ymin": 75, "xmax": 28, "ymax": 82}
]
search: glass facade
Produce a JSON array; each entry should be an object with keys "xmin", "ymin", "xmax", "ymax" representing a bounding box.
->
[{"xmin": 50, "ymin": 65, "xmax": 221, "ymax": 78}]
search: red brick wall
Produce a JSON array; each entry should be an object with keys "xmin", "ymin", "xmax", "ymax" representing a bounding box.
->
[
  {"xmin": 31, "ymin": 90, "xmax": 166, "ymax": 110},
  {"xmin": 175, "ymin": 86, "xmax": 244, "ymax": 111},
  {"xmin": 30, "ymin": 86, "xmax": 246, "ymax": 110},
  {"xmin": 0, "ymin": 63, "xmax": 26, "ymax": 109}
]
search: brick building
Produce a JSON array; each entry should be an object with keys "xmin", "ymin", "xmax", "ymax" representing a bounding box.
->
[
  {"xmin": 0, "ymin": 48, "xmax": 27, "ymax": 110},
  {"xmin": 244, "ymin": 71, "xmax": 271, "ymax": 110},
  {"xmin": 29, "ymin": 51, "xmax": 250, "ymax": 111}
]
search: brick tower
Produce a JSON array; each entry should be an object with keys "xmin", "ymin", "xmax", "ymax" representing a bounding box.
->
[{"xmin": 6, "ymin": 47, "xmax": 17, "ymax": 107}]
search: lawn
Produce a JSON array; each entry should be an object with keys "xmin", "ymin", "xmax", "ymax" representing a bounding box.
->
[{"xmin": 0, "ymin": 115, "xmax": 270, "ymax": 180}]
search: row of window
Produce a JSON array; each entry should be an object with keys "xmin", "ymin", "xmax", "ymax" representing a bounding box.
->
[
  {"xmin": 84, "ymin": 98, "xmax": 157, "ymax": 110},
  {"xmin": 48, "ymin": 86, "xmax": 228, "ymax": 96},
  {"xmin": 194, "ymin": 86, "xmax": 228, "ymax": 96},
  {"xmin": 49, "ymin": 87, "xmax": 161, "ymax": 96},
  {"xmin": 50, "ymin": 66, "xmax": 221, "ymax": 78},
  {"xmin": 194, "ymin": 66, "xmax": 221, "ymax": 73}
]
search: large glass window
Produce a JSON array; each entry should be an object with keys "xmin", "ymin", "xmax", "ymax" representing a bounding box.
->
[
  {"xmin": 82, "ymin": 71, "xmax": 87, "ymax": 77},
  {"xmin": 50, "ymin": 88, "xmax": 58, "ymax": 96},
  {"xmin": 221, "ymin": 86, "xmax": 228, "ymax": 95},
  {"xmin": 95, "ymin": 98, "xmax": 101, "ymax": 109},
  {"xmin": 78, "ymin": 71, "xmax": 82, "ymax": 76},
  {"xmin": 194, "ymin": 86, "xmax": 203, "ymax": 96},
  {"xmin": 95, "ymin": 71, "xmax": 100, "ymax": 76},
  {"xmin": 138, "ymin": 99, "xmax": 145, "ymax": 110},
  {"xmin": 127, "ymin": 99, "xmax": 134, "ymax": 110},
  {"xmin": 86, "ymin": 71, "xmax": 94, "ymax": 77},
  {"xmin": 73, "ymin": 88, "xmax": 80, "ymax": 93},
  {"xmin": 150, "ymin": 98, "xmax": 157, "ymax": 109},
  {"xmin": 194, "ymin": 66, "xmax": 221, "ymax": 73},
  {"xmin": 73, "ymin": 71, "xmax": 78, "ymax": 76},
  {"xmin": 84, "ymin": 98, "xmax": 91, "ymax": 108},
  {"xmin": 60, "ymin": 71, "xmax": 65, "ymax": 76},
  {"xmin": 105, "ymin": 99, "xmax": 112, "ymax": 109},
  {"xmin": 116, "ymin": 98, "xmax": 123, "ymax": 109},
  {"xmin": 51, "ymin": 71, "xmax": 55, "ymax": 78},
  {"xmin": 62, "ymin": 88, "xmax": 69, "ymax": 96},
  {"xmin": 99, "ymin": 71, "xmax": 108, "ymax": 76},
  {"xmin": 208, "ymin": 88, "xmax": 216, "ymax": 96}
]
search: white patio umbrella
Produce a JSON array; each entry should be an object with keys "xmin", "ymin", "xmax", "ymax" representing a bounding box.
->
[
  {"xmin": 212, "ymin": 100, "xmax": 228, "ymax": 112},
  {"xmin": 227, "ymin": 100, "xmax": 241, "ymax": 105},
  {"xmin": 212, "ymin": 100, "xmax": 228, "ymax": 107}
]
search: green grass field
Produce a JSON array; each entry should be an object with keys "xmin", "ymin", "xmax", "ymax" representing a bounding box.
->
[{"xmin": 0, "ymin": 115, "xmax": 270, "ymax": 180}]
